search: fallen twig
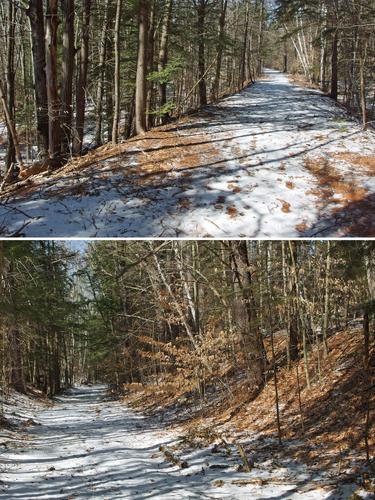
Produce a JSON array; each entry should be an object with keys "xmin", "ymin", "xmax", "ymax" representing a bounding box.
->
[{"xmin": 159, "ymin": 445, "xmax": 188, "ymax": 469}]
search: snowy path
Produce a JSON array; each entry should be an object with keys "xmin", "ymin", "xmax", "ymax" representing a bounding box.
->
[
  {"xmin": 0, "ymin": 386, "xmax": 367, "ymax": 499},
  {"xmin": 1, "ymin": 69, "xmax": 375, "ymax": 237}
]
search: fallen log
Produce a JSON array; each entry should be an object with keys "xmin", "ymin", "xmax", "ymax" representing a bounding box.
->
[
  {"xmin": 19, "ymin": 157, "xmax": 65, "ymax": 181},
  {"xmin": 232, "ymin": 477, "xmax": 300, "ymax": 487}
]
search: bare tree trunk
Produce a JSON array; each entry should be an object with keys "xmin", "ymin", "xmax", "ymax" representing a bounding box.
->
[
  {"xmin": 95, "ymin": 0, "xmax": 110, "ymax": 146},
  {"xmin": 319, "ymin": 3, "xmax": 327, "ymax": 90},
  {"xmin": 135, "ymin": 0, "xmax": 149, "ymax": 135},
  {"xmin": 257, "ymin": 0, "xmax": 265, "ymax": 75},
  {"xmin": 266, "ymin": 243, "xmax": 282, "ymax": 444},
  {"xmin": 322, "ymin": 240, "xmax": 331, "ymax": 356},
  {"xmin": 60, "ymin": 0, "xmax": 75, "ymax": 157},
  {"xmin": 196, "ymin": 0, "xmax": 207, "ymax": 106},
  {"xmin": 330, "ymin": 30, "xmax": 338, "ymax": 100},
  {"xmin": 240, "ymin": 1, "xmax": 250, "ymax": 87},
  {"xmin": 359, "ymin": 42, "xmax": 368, "ymax": 130},
  {"xmin": 211, "ymin": 0, "xmax": 227, "ymax": 101},
  {"xmin": 362, "ymin": 308, "xmax": 370, "ymax": 463},
  {"xmin": 146, "ymin": 0, "xmax": 155, "ymax": 130},
  {"xmin": 230, "ymin": 241, "xmax": 267, "ymax": 394},
  {"xmin": 2, "ymin": 251, "xmax": 26, "ymax": 394},
  {"xmin": 0, "ymin": 78, "xmax": 24, "ymax": 173},
  {"xmin": 45, "ymin": 0, "xmax": 61, "ymax": 160},
  {"xmin": 112, "ymin": 0, "xmax": 123, "ymax": 143},
  {"xmin": 73, "ymin": 0, "xmax": 92, "ymax": 155},
  {"xmin": 46, "ymin": 0, "xmax": 60, "ymax": 159},
  {"xmin": 288, "ymin": 241, "xmax": 311, "ymax": 389},
  {"xmin": 5, "ymin": 0, "xmax": 16, "ymax": 169},
  {"xmin": 288, "ymin": 241, "xmax": 299, "ymax": 362},
  {"xmin": 158, "ymin": 0, "xmax": 173, "ymax": 123},
  {"xmin": 283, "ymin": 37, "xmax": 288, "ymax": 73},
  {"xmin": 8, "ymin": 327, "xmax": 26, "ymax": 393},
  {"xmin": 105, "ymin": 25, "xmax": 114, "ymax": 142},
  {"xmin": 27, "ymin": 0, "xmax": 49, "ymax": 156}
]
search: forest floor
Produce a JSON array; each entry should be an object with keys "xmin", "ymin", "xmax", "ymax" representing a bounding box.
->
[
  {"xmin": 1, "ymin": 69, "xmax": 375, "ymax": 237},
  {"xmin": 0, "ymin": 384, "xmax": 370, "ymax": 500},
  {"xmin": 1, "ymin": 326, "xmax": 374, "ymax": 499}
]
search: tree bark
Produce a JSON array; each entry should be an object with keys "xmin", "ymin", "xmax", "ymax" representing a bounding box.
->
[
  {"xmin": 196, "ymin": 0, "xmax": 207, "ymax": 106},
  {"xmin": 240, "ymin": 1, "xmax": 250, "ymax": 87},
  {"xmin": 135, "ymin": 0, "xmax": 149, "ymax": 135},
  {"xmin": 146, "ymin": 0, "xmax": 155, "ymax": 130},
  {"xmin": 330, "ymin": 30, "xmax": 338, "ymax": 100},
  {"xmin": 112, "ymin": 0, "xmax": 123, "ymax": 143},
  {"xmin": 230, "ymin": 241, "xmax": 267, "ymax": 394},
  {"xmin": 158, "ymin": 0, "xmax": 173, "ymax": 123},
  {"xmin": 322, "ymin": 240, "xmax": 331, "ymax": 356},
  {"xmin": 288, "ymin": 241, "xmax": 299, "ymax": 362},
  {"xmin": 73, "ymin": 0, "xmax": 92, "ymax": 155},
  {"xmin": 359, "ymin": 42, "xmax": 368, "ymax": 130},
  {"xmin": 27, "ymin": 0, "xmax": 49, "ymax": 156},
  {"xmin": 8, "ymin": 327, "xmax": 26, "ymax": 393},
  {"xmin": 257, "ymin": 0, "xmax": 265, "ymax": 76},
  {"xmin": 5, "ymin": 0, "xmax": 16, "ymax": 169},
  {"xmin": 0, "ymin": 78, "xmax": 24, "ymax": 172},
  {"xmin": 60, "ymin": 0, "xmax": 75, "ymax": 157},
  {"xmin": 45, "ymin": 0, "xmax": 61, "ymax": 159},
  {"xmin": 95, "ymin": 0, "xmax": 110, "ymax": 146},
  {"xmin": 211, "ymin": 0, "xmax": 227, "ymax": 101}
]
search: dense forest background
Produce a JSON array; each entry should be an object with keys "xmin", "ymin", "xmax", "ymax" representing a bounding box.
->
[
  {"xmin": 0, "ymin": 240, "xmax": 373, "ymax": 389},
  {"xmin": 0, "ymin": 239, "xmax": 374, "ymax": 470},
  {"xmin": 0, "ymin": 0, "xmax": 374, "ymax": 177}
]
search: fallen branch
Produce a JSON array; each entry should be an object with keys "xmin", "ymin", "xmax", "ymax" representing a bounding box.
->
[
  {"xmin": 0, "ymin": 78, "xmax": 24, "ymax": 171},
  {"xmin": 159, "ymin": 445, "xmax": 188, "ymax": 469},
  {"xmin": 18, "ymin": 156, "xmax": 66, "ymax": 181},
  {"xmin": 8, "ymin": 220, "xmax": 32, "ymax": 237},
  {"xmin": 235, "ymin": 442, "xmax": 253, "ymax": 472}
]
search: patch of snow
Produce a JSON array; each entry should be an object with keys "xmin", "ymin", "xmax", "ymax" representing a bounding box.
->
[
  {"xmin": 0, "ymin": 386, "xmax": 368, "ymax": 499},
  {"xmin": 1, "ymin": 69, "xmax": 375, "ymax": 237}
]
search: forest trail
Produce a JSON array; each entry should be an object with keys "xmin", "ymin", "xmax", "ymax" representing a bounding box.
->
[
  {"xmin": 1, "ymin": 386, "xmax": 175, "ymax": 499},
  {"xmin": 1, "ymin": 385, "xmax": 360, "ymax": 500},
  {"xmin": 1, "ymin": 69, "xmax": 375, "ymax": 237}
]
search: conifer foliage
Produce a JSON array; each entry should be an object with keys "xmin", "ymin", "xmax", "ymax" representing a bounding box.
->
[
  {"xmin": 1, "ymin": 240, "xmax": 373, "ymax": 405},
  {"xmin": 0, "ymin": 0, "xmax": 266, "ymax": 173}
]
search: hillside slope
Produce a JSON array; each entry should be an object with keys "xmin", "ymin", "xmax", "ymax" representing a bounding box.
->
[
  {"xmin": 124, "ymin": 325, "xmax": 375, "ymax": 497},
  {"xmin": 0, "ymin": 326, "xmax": 373, "ymax": 499},
  {"xmin": 1, "ymin": 70, "xmax": 375, "ymax": 237}
]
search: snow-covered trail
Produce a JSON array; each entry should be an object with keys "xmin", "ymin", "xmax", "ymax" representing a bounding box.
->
[
  {"xmin": 1, "ymin": 386, "xmax": 176, "ymax": 499},
  {"xmin": 0, "ymin": 386, "xmax": 367, "ymax": 499},
  {"xmin": 1, "ymin": 69, "xmax": 375, "ymax": 237}
]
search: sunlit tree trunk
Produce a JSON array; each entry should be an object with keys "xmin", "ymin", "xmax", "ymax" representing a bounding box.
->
[
  {"xmin": 73, "ymin": 0, "xmax": 92, "ymax": 155},
  {"xmin": 45, "ymin": 0, "xmax": 61, "ymax": 160},
  {"xmin": 135, "ymin": 0, "xmax": 149, "ymax": 134},
  {"xmin": 60, "ymin": 0, "xmax": 75, "ymax": 157}
]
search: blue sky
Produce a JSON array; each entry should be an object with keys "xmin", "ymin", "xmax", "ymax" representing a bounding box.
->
[{"xmin": 67, "ymin": 240, "xmax": 88, "ymax": 254}]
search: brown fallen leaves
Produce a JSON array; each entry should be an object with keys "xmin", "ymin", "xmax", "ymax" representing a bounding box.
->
[
  {"xmin": 303, "ymin": 156, "xmax": 375, "ymax": 236},
  {"xmin": 331, "ymin": 152, "xmax": 375, "ymax": 176},
  {"xmin": 125, "ymin": 326, "xmax": 373, "ymax": 478},
  {"xmin": 0, "ymin": 113, "xmax": 226, "ymax": 199},
  {"xmin": 227, "ymin": 206, "xmax": 238, "ymax": 218},
  {"xmin": 278, "ymin": 199, "xmax": 291, "ymax": 213},
  {"xmin": 295, "ymin": 222, "xmax": 309, "ymax": 233}
]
